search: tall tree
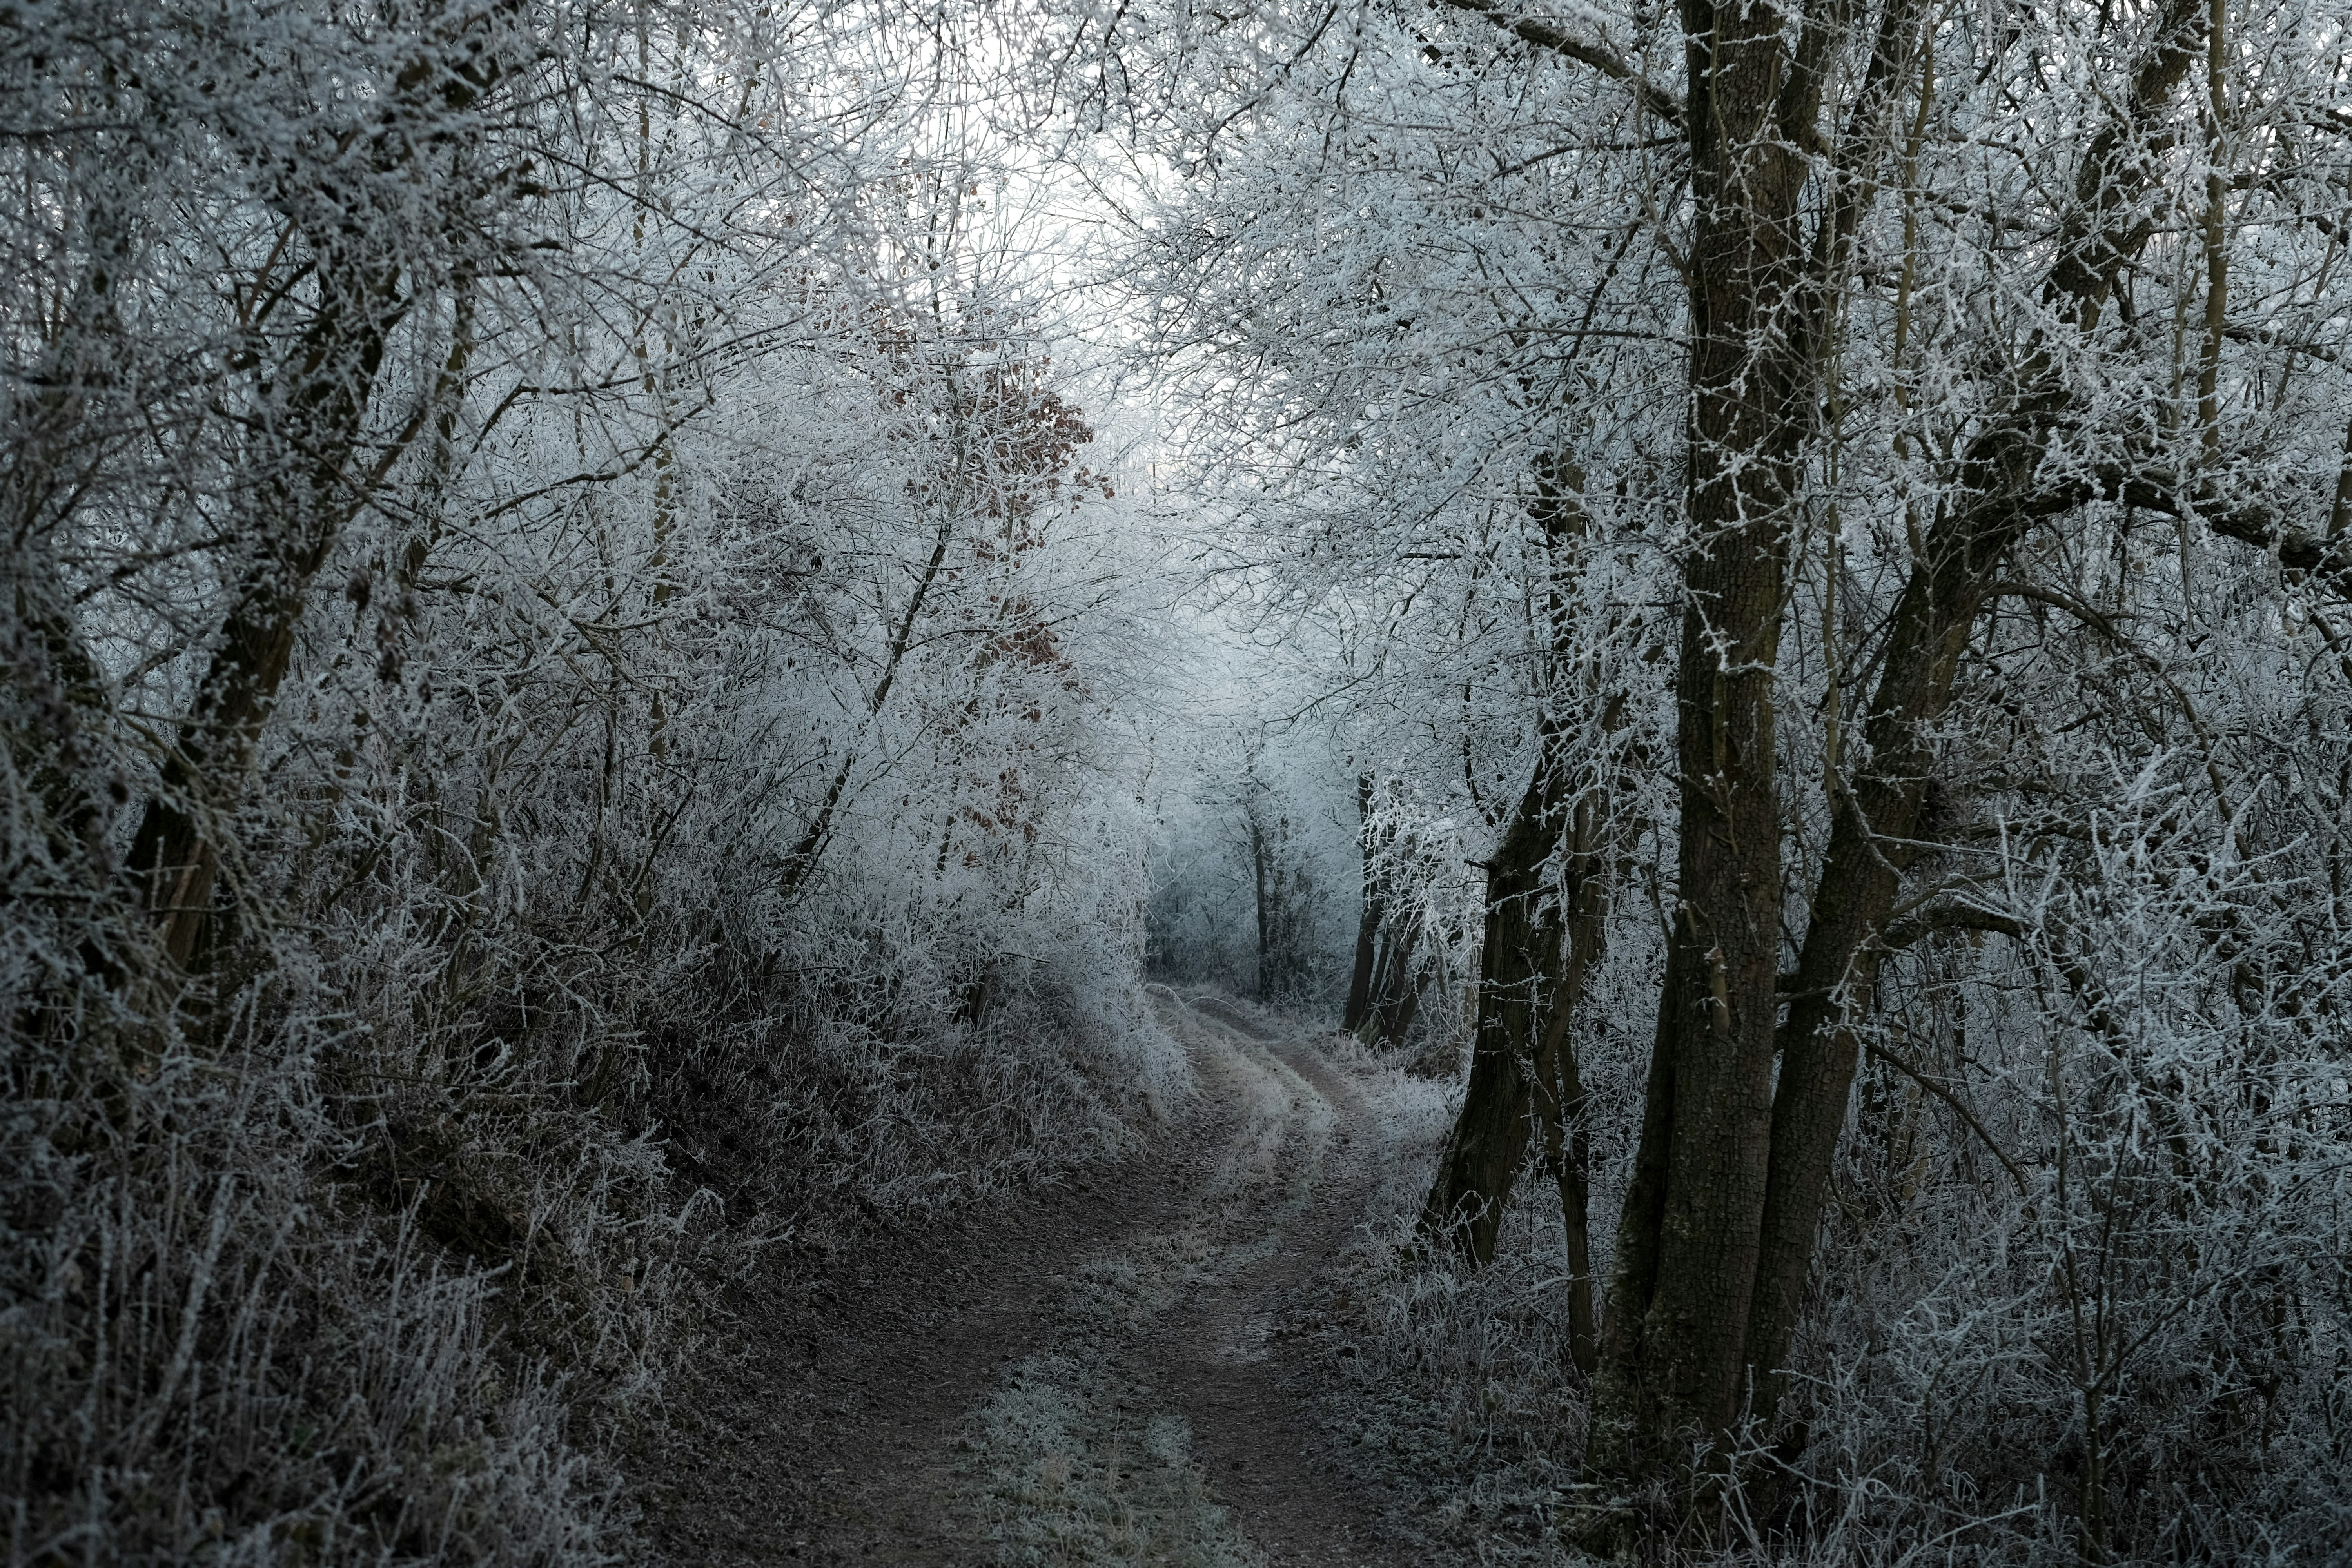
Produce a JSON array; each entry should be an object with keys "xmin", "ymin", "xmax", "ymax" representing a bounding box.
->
[{"xmin": 1103, "ymin": 0, "xmax": 2352, "ymax": 1514}]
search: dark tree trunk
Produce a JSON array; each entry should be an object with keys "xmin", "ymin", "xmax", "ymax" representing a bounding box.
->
[
  {"xmin": 1418, "ymin": 730, "xmax": 1622, "ymax": 1273},
  {"xmin": 1367, "ymin": 913, "xmax": 1425, "ymax": 1048},
  {"xmin": 1420, "ymin": 459, "xmax": 1620, "ymax": 1288},
  {"xmin": 1344, "ymin": 773, "xmax": 1381, "ymax": 1031},
  {"xmin": 1585, "ymin": 0, "xmax": 1958, "ymax": 1477},
  {"xmin": 1737, "ymin": 0, "xmax": 2210, "ymax": 1419},
  {"xmin": 126, "ymin": 250, "xmax": 406, "ymax": 972},
  {"xmin": 1585, "ymin": 0, "xmax": 1810, "ymax": 1468},
  {"xmin": 1417, "ymin": 751, "xmax": 1572, "ymax": 1262},
  {"xmin": 1587, "ymin": 0, "xmax": 2209, "ymax": 1488},
  {"xmin": 1533, "ymin": 789, "xmax": 1609, "ymax": 1378},
  {"xmin": 1249, "ymin": 800, "xmax": 1272, "ymax": 1001}
]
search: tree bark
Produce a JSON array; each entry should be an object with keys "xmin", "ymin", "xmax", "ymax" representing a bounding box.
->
[
  {"xmin": 1366, "ymin": 912, "xmax": 1424, "ymax": 1048},
  {"xmin": 1420, "ymin": 461, "xmax": 1619, "ymax": 1279},
  {"xmin": 1532, "ymin": 789, "xmax": 1608, "ymax": 1377},
  {"xmin": 1249, "ymin": 788, "xmax": 1274, "ymax": 1000},
  {"xmin": 1344, "ymin": 772, "xmax": 1381, "ymax": 1031},
  {"xmin": 1587, "ymin": 0, "xmax": 1810, "ymax": 1468},
  {"xmin": 1418, "ymin": 744, "xmax": 1575, "ymax": 1261},
  {"xmin": 1416, "ymin": 736, "xmax": 1615, "ymax": 1285}
]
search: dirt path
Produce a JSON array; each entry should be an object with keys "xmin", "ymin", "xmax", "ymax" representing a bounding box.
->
[
  {"xmin": 1116, "ymin": 994, "xmax": 1402, "ymax": 1564},
  {"xmin": 634, "ymin": 988, "xmax": 1423, "ymax": 1566}
]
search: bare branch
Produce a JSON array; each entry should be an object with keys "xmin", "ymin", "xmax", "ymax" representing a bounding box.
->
[{"xmin": 1436, "ymin": 0, "xmax": 1684, "ymax": 127}]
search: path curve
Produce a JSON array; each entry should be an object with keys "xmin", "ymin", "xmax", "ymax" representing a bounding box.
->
[
  {"xmin": 1139, "ymin": 1004, "xmax": 1405, "ymax": 1564},
  {"xmin": 632, "ymin": 989, "xmax": 1418, "ymax": 1566}
]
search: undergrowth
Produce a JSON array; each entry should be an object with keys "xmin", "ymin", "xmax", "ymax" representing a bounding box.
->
[
  {"xmin": 4, "ymin": 735, "xmax": 1172, "ymax": 1568},
  {"xmin": 1310, "ymin": 1039, "xmax": 2352, "ymax": 1568},
  {"xmin": 1298, "ymin": 1058, "xmax": 1592, "ymax": 1565}
]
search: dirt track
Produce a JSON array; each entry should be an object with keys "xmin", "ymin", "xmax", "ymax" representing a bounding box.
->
[{"xmin": 633, "ymin": 988, "xmax": 1422, "ymax": 1566}]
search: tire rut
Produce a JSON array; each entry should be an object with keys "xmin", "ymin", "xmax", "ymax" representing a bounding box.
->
[{"xmin": 1134, "ymin": 1028, "xmax": 1407, "ymax": 1565}]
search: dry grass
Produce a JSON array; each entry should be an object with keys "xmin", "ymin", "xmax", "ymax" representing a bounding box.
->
[{"xmin": 3, "ymin": 796, "xmax": 1172, "ymax": 1566}]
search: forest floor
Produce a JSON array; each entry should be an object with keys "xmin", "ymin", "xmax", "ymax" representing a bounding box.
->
[{"xmin": 628, "ymin": 985, "xmax": 1543, "ymax": 1567}]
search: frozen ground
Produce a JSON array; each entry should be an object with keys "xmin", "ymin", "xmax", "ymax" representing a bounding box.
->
[{"xmin": 630, "ymin": 986, "xmax": 1557, "ymax": 1566}]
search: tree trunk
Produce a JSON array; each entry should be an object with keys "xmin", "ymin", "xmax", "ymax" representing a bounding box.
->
[
  {"xmin": 1532, "ymin": 789, "xmax": 1609, "ymax": 1378},
  {"xmin": 1417, "ymin": 742, "xmax": 1617, "ymax": 1283},
  {"xmin": 1344, "ymin": 773, "xmax": 1381, "ymax": 1031},
  {"xmin": 1584, "ymin": 0, "xmax": 2208, "ymax": 1479},
  {"xmin": 1586, "ymin": 0, "xmax": 1809, "ymax": 1470},
  {"xmin": 126, "ymin": 249, "xmax": 407, "ymax": 971},
  {"xmin": 1421, "ymin": 458, "xmax": 1619, "ymax": 1271},
  {"xmin": 1418, "ymin": 753, "xmax": 1570, "ymax": 1261},
  {"xmin": 1367, "ymin": 911, "xmax": 1425, "ymax": 1048},
  {"xmin": 1248, "ymin": 781, "xmax": 1278, "ymax": 1002},
  {"xmin": 1736, "ymin": 0, "xmax": 2210, "ymax": 1421}
]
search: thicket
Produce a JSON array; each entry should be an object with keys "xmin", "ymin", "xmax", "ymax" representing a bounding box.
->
[{"xmin": 2, "ymin": 2, "xmax": 1173, "ymax": 1561}]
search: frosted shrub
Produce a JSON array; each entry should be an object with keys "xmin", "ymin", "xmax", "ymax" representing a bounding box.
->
[{"xmin": 3, "ymin": 0, "xmax": 1171, "ymax": 1558}]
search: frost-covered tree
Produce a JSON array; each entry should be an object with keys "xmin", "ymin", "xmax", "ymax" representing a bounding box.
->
[
  {"xmin": 1, "ymin": 1, "xmax": 1172, "ymax": 1557},
  {"xmin": 1091, "ymin": 0, "xmax": 2352, "ymax": 1549}
]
